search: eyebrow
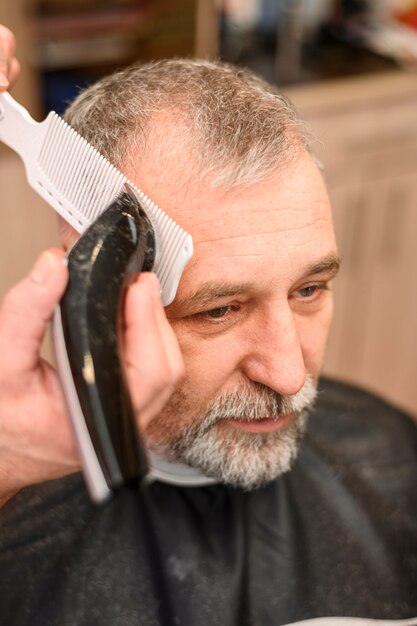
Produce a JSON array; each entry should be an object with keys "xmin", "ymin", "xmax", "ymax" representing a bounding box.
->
[
  {"xmin": 174, "ymin": 282, "xmax": 253, "ymax": 311},
  {"xmin": 169, "ymin": 253, "xmax": 341, "ymax": 312},
  {"xmin": 302, "ymin": 253, "xmax": 341, "ymax": 279}
]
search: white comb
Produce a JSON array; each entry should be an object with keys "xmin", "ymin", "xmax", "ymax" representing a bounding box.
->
[{"xmin": 0, "ymin": 91, "xmax": 193, "ymax": 305}]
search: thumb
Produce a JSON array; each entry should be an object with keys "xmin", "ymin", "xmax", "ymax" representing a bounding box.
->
[{"xmin": 0, "ymin": 249, "xmax": 68, "ymax": 375}]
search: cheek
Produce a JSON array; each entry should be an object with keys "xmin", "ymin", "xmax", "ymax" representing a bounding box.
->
[
  {"xmin": 170, "ymin": 322, "xmax": 243, "ymax": 397},
  {"xmin": 297, "ymin": 300, "xmax": 334, "ymax": 374},
  {"xmin": 146, "ymin": 329, "xmax": 244, "ymax": 443}
]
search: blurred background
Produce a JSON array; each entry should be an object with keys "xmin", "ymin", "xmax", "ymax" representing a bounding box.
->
[{"xmin": 1, "ymin": 0, "xmax": 416, "ymax": 416}]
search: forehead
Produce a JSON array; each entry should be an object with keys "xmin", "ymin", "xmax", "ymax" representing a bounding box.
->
[{"xmin": 130, "ymin": 150, "xmax": 336, "ymax": 294}]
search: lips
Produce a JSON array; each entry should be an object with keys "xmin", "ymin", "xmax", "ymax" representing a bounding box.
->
[{"xmin": 230, "ymin": 414, "xmax": 290, "ymax": 433}]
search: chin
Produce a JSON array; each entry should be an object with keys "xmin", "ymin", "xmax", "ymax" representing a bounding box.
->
[
  {"xmin": 153, "ymin": 411, "xmax": 309, "ymax": 491},
  {"xmin": 146, "ymin": 375, "xmax": 317, "ymax": 489}
]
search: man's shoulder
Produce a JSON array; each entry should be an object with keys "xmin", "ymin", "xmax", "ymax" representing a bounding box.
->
[
  {"xmin": 314, "ymin": 377, "xmax": 417, "ymax": 434},
  {"xmin": 307, "ymin": 376, "xmax": 417, "ymax": 474}
]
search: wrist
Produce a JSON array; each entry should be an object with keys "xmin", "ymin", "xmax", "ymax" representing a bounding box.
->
[{"xmin": 0, "ymin": 447, "xmax": 79, "ymax": 507}]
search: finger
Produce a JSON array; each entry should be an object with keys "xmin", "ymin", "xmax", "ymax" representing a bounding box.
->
[
  {"xmin": 0, "ymin": 25, "xmax": 16, "ymax": 88},
  {"xmin": 139, "ymin": 277, "xmax": 185, "ymax": 416},
  {"xmin": 136, "ymin": 303, "xmax": 185, "ymax": 428},
  {"xmin": 7, "ymin": 57, "xmax": 20, "ymax": 87},
  {"xmin": 143, "ymin": 273, "xmax": 184, "ymax": 382},
  {"xmin": 0, "ymin": 249, "xmax": 68, "ymax": 377},
  {"xmin": 123, "ymin": 273, "xmax": 184, "ymax": 427}
]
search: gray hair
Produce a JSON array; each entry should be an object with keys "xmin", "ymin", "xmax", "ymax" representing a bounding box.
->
[{"xmin": 64, "ymin": 58, "xmax": 310, "ymax": 188}]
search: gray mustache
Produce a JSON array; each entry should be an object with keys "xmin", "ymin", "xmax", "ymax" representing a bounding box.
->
[{"xmin": 201, "ymin": 375, "xmax": 317, "ymax": 423}]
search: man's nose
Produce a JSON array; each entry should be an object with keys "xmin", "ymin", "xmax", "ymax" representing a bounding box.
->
[{"xmin": 240, "ymin": 305, "xmax": 306, "ymax": 397}]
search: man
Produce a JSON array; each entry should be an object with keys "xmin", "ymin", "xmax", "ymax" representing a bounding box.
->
[
  {"xmin": 60, "ymin": 59, "xmax": 334, "ymax": 490},
  {"xmin": 1, "ymin": 27, "xmax": 417, "ymax": 626}
]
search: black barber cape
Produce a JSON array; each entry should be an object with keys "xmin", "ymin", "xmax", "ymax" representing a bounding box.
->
[{"xmin": 1, "ymin": 378, "xmax": 417, "ymax": 626}]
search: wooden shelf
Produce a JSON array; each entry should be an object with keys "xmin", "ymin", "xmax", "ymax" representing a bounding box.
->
[{"xmin": 288, "ymin": 70, "xmax": 417, "ymax": 417}]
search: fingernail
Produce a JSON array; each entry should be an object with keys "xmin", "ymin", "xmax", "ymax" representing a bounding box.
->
[
  {"xmin": 30, "ymin": 252, "xmax": 57, "ymax": 285},
  {"xmin": 147, "ymin": 272, "xmax": 162, "ymax": 304}
]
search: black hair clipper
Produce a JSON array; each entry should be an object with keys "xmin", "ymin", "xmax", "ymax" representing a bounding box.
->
[{"xmin": 53, "ymin": 191, "xmax": 157, "ymax": 503}]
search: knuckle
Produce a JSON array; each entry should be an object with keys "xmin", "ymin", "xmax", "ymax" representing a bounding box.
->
[
  {"xmin": 131, "ymin": 362, "xmax": 168, "ymax": 395},
  {"xmin": 154, "ymin": 368, "xmax": 173, "ymax": 393},
  {"xmin": 150, "ymin": 362, "xmax": 178, "ymax": 395},
  {"xmin": 174, "ymin": 361, "xmax": 186, "ymax": 384}
]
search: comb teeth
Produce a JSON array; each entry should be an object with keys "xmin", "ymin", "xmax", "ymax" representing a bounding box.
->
[
  {"xmin": 125, "ymin": 188, "xmax": 193, "ymax": 304},
  {"xmin": 36, "ymin": 113, "xmax": 193, "ymax": 305},
  {"xmin": 37, "ymin": 113, "xmax": 126, "ymax": 231}
]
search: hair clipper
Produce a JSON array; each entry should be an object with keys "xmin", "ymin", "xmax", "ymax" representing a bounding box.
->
[{"xmin": 53, "ymin": 190, "xmax": 157, "ymax": 503}]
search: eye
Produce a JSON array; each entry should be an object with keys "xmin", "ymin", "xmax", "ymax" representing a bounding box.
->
[
  {"xmin": 297, "ymin": 285, "xmax": 320, "ymax": 298},
  {"xmin": 183, "ymin": 302, "xmax": 244, "ymax": 335},
  {"xmin": 200, "ymin": 305, "xmax": 233, "ymax": 319},
  {"xmin": 294, "ymin": 282, "xmax": 329, "ymax": 301}
]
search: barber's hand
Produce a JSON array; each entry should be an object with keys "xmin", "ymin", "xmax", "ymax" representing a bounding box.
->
[
  {"xmin": 123, "ymin": 272, "xmax": 185, "ymax": 429},
  {"xmin": 0, "ymin": 250, "xmax": 75, "ymax": 506},
  {"xmin": 0, "ymin": 250, "xmax": 184, "ymax": 506},
  {"xmin": 0, "ymin": 25, "xmax": 20, "ymax": 89}
]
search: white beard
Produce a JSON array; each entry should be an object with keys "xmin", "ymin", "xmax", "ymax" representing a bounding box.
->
[{"xmin": 151, "ymin": 376, "xmax": 317, "ymax": 490}]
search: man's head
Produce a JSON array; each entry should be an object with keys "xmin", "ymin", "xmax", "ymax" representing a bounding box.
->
[{"xmin": 64, "ymin": 59, "xmax": 339, "ymax": 489}]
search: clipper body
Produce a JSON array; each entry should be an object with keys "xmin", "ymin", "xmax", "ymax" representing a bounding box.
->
[{"xmin": 53, "ymin": 192, "xmax": 155, "ymax": 502}]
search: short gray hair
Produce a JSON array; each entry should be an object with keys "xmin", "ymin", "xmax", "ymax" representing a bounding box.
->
[{"xmin": 64, "ymin": 58, "xmax": 310, "ymax": 187}]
